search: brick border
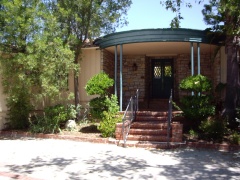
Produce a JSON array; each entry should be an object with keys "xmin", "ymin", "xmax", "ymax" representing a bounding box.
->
[{"xmin": 1, "ymin": 130, "xmax": 239, "ymax": 151}]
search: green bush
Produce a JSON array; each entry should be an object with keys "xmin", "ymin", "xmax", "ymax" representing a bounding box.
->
[
  {"xmin": 180, "ymin": 95, "xmax": 215, "ymax": 122},
  {"xmin": 30, "ymin": 104, "xmax": 79, "ymax": 133},
  {"xmin": 89, "ymin": 97, "xmax": 107, "ymax": 119},
  {"xmin": 199, "ymin": 118, "xmax": 227, "ymax": 142},
  {"xmin": 85, "ymin": 72, "xmax": 120, "ymax": 137},
  {"xmin": 179, "ymin": 75, "xmax": 215, "ymax": 128},
  {"xmin": 98, "ymin": 111, "xmax": 122, "ymax": 137},
  {"xmin": 179, "ymin": 74, "xmax": 212, "ymax": 94},
  {"xmin": 85, "ymin": 72, "xmax": 116, "ymax": 119},
  {"xmin": 230, "ymin": 131, "xmax": 240, "ymax": 145},
  {"xmin": 85, "ymin": 72, "xmax": 114, "ymax": 96},
  {"xmin": 98, "ymin": 95, "xmax": 121, "ymax": 137},
  {"xmin": 6, "ymin": 92, "xmax": 32, "ymax": 129}
]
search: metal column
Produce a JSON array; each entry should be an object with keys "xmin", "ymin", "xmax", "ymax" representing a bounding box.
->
[
  {"xmin": 191, "ymin": 42, "xmax": 194, "ymax": 96},
  {"xmin": 197, "ymin": 43, "xmax": 201, "ymax": 75},
  {"xmin": 114, "ymin": 45, "xmax": 118, "ymax": 96},
  {"xmin": 191, "ymin": 42, "xmax": 194, "ymax": 76},
  {"xmin": 120, "ymin": 44, "xmax": 123, "ymax": 111}
]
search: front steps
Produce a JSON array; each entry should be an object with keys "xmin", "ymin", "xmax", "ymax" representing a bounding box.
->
[{"xmin": 115, "ymin": 111, "xmax": 183, "ymax": 148}]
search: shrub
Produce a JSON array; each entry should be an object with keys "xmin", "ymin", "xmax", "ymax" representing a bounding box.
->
[
  {"xmin": 5, "ymin": 92, "xmax": 32, "ymax": 129},
  {"xmin": 189, "ymin": 129, "xmax": 198, "ymax": 139},
  {"xmin": 98, "ymin": 95, "xmax": 121, "ymax": 137},
  {"xmin": 179, "ymin": 74, "xmax": 212, "ymax": 94},
  {"xmin": 98, "ymin": 111, "xmax": 122, "ymax": 137},
  {"xmin": 85, "ymin": 72, "xmax": 114, "ymax": 96},
  {"xmin": 85, "ymin": 72, "xmax": 115, "ymax": 119},
  {"xmin": 180, "ymin": 95, "xmax": 215, "ymax": 122},
  {"xmin": 85, "ymin": 72, "xmax": 120, "ymax": 137},
  {"xmin": 179, "ymin": 75, "xmax": 215, "ymax": 128},
  {"xmin": 30, "ymin": 104, "xmax": 79, "ymax": 133},
  {"xmin": 89, "ymin": 97, "xmax": 107, "ymax": 119},
  {"xmin": 199, "ymin": 117, "xmax": 227, "ymax": 142},
  {"xmin": 229, "ymin": 131, "xmax": 240, "ymax": 145}
]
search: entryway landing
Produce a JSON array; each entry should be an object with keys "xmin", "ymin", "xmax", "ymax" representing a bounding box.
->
[{"xmin": 138, "ymin": 99, "xmax": 179, "ymax": 112}]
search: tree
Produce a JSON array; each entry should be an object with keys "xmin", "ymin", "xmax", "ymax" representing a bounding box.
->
[
  {"xmin": 0, "ymin": 0, "xmax": 76, "ymax": 128},
  {"xmin": 0, "ymin": 0, "xmax": 132, "ymax": 128},
  {"xmin": 45, "ymin": 0, "xmax": 132, "ymax": 119},
  {"xmin": 160, "ymin": 0, "xmax": 240, "ymax": 128}
]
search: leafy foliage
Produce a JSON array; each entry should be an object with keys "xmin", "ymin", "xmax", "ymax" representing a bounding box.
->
[
  {"xmin": 160, "ymin": 0, "xmax": 240, "ymax": 128},
  {"xmin": 199, "ymin": 117, "xmax": 227, "ymax": 142},
  {"xmin": 0, "ymin": 1, "xmax": 77, "ymax": 128},
  {"xmin": 0, "ymin": 0, "xmax": 131, "ymax": 128},
  {"xmin": 30, "ymin": 104, "xmax": 79, "ymax": 133},
  {"xmin": 180, "ymin": 96, "xmax": 215, "ymax": 122},
  {"xmin": 85, "ymin": 72, "xmax": 115, "ymax": 119},
  {"xmin": 5, "ymin": 91, "xmax": 32, "ymax": 129},
  {"xmin": 179, "ymin": 75, "xmax": 212, "ymax": 94},
  {"xmin": 98, "ymin": 95, "xmax": 121, "ymax": 137},
  {"xmin": 89, "ymin": 97, "xmax": 106, "ymax": 119},
  {"xmin": 46, "ymin": 0, "xmax": 132, "ymax": 107},
  {"xmin": 85, "ymin": 72, "xmax": 120, "ymax": 137},
  {"xmin": 85, "ymin": 72, "xmax": 114, "ymax": 96},
  {"xmin": 179, "ymin": 75, "xmax": 215, "ymax": 128},
  {"xmin": 229, "ymin": 131, "xmax": 240, "ymax": 145}
]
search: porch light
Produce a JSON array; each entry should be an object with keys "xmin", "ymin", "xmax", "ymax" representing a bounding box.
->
[{"xmin": 132, "ymin": 63, "xmax": 138, "ymax": 71}]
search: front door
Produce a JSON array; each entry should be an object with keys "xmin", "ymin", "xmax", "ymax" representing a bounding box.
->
[{"xmin": 152, "ymin": 59, "xmax": 173, "ymax": 98}]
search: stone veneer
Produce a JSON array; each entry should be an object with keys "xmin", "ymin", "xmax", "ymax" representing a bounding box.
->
[{"xmin": 101, "ymin": 50, "xmax": 222, "ymax": 109}]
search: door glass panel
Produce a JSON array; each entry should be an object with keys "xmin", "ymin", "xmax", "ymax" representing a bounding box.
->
[
  {"xmin": 154, "ymin": 62, "xmax": 161, "ymax": 79},
  {"xmin": 164, "ymin": 65, "xmax": 172, "ymax": 77}
]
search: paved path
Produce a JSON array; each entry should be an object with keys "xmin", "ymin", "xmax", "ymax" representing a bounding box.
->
[{"xmin": 0, "ymin": 138, "xmax": 239, "ymax": 180}]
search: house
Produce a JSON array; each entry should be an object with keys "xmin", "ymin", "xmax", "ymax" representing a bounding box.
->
[{"xmin": 0, "ymin": 28, "xmax": 225, "ymax": 130}]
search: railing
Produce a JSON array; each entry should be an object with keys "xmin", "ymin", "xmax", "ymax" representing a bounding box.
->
[
  {"xmin": 167, "ymin": 89, "xmax": 173, "ymax": 148},
  {"xmin": 122, "ymin": 89, "xmax": 139, "ymax": 146}
]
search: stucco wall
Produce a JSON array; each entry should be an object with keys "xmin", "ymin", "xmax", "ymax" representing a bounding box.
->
[
  {"xmin": 0, "ymin": 74, "xmax": 7, "ymax": 130},
  {"xmin": 76, "ymin": 47, "xmax": 101, "ymax": 106}
]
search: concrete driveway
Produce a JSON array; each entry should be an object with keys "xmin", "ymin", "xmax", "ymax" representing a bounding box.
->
[{"xmin": 0, "ymin": 138, "xmax": 239, "ymax": 180}]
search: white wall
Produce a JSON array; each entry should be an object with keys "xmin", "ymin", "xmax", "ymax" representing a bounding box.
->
[
  {"xmin": 68, "ymin": 47, "xmax": 101, "ymax": 107},
  {"xmin": 0, "ymin": 74, "xmax": 7, "ymax": 130}
]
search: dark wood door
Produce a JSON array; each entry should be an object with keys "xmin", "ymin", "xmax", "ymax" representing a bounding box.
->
[{"xmin": 152, "ymin": 59, "xmax": 173, "ymax": 98}]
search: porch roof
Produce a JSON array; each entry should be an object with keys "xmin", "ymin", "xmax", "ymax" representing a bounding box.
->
[
  {"xmin": 94, "ymin": 28, "xmax": 220, "ymax": 56},
  {"xmin": 94, "ymin": 28, "xmax": 219, "ymax": 48}
]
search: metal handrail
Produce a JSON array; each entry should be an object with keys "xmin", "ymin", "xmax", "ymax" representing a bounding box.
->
[
  {"xmin": 122, "ymin": 89, "xmax": 139, "ymax": 146},
  {"xmin": 167, "ymin": 89, "xmax": 173, "ymax": 148}
]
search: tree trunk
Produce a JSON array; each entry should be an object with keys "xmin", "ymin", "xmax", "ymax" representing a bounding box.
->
[
  {"xmin": 74, "ymin": 47, "xmax": 81, "ymax": 121},
  {"xmin": 223, "ymin": 35, "xmax": 240, "ymax": 128}
]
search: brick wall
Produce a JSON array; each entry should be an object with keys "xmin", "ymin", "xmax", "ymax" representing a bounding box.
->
[
  {"xmin": 122, "ymin": 55, "xmax": 146, "ymax": 108},
  {"xmin": 176, "ymin": 53, "xmax": 213, "ymax": 99},
  {"xmin": 101, "ymin": 51, "xmax": 221, "ymax": 108},
  {"xmin": 101, "ymin": 49, "xmax": 115, "ymax": 94}
]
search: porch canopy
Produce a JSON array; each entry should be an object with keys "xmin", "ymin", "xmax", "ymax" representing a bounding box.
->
[{"xmin": 94, "ymin": 28, "xmax": 219, "ymax": 111}]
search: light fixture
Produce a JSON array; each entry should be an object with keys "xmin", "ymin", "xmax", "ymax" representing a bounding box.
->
[{"xmin": 132, "ymin": 63, "xmax": 138, "ymax": 71}]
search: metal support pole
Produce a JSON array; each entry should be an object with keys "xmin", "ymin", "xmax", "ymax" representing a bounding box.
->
[
  {"xmin": 191, "ymin": 42, "xmax": 194, "ymax": 96},
  {"xmin": 197, "ymin": 43, "xmax": 201, "ymax": 75},
  {"xmin": 120, "ymin": 44, "xmax": 123, "ymax": 111},
  {"xmin": 191, "ymin": 42, "xmax": 194, "ymax": 76},
  {"xmin": 114, "ymin": 45, "xmax": 118, "ymax": 96}
]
